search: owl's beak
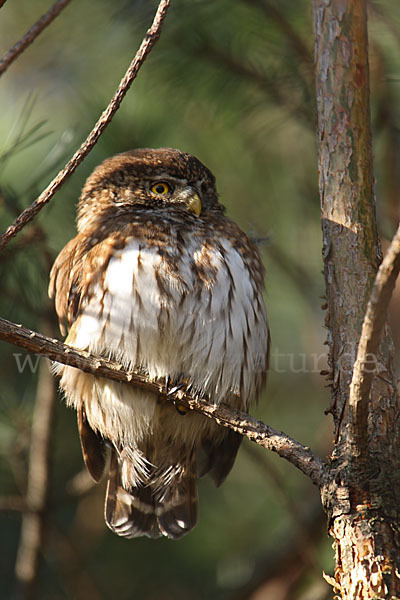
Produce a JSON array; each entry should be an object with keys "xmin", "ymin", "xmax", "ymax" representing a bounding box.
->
[
  {"xmin": 178, "ymin": 187, "xmax": 202, "ymax": 216},
  {"xmin": 186, "ymin": 192, "xmax": 202, "ymax": 216}
]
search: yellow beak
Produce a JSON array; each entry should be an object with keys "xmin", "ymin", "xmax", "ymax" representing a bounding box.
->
[
  {"xmin": 186, "ymin": 192, "xmax": 202, "ymax": 216},
  {"xmin": 178, "ymin": 187, "xmax": 202, "ymax": 216}
]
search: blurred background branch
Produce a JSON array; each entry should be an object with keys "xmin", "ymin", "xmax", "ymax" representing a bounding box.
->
[
  {"xmin": 0, "ymin": 0, "xmax": 73, "ymax": 78},
  {"xmin": 14, "ymin": 321, "xmax": 56, "ymax": 600}
]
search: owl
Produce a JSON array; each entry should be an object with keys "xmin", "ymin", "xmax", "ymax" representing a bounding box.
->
[{"xmin": 49, "ymin": 148, "xmax": 269, "ymax": 539}]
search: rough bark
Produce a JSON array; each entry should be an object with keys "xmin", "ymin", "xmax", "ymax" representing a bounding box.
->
[{"xmin": 313, "ymin": 0, "xmax": 400, "ymax": 597}]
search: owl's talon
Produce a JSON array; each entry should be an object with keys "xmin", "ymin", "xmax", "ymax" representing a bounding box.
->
[
  {"xmin": 166, "ymin": 380, "xmax": 187, "ymax": 397},
  {"xmin": 174, "ymin": 402, "xmax": 189, "ymax": 416},
  {"xmin": 165, "ymin": 379, "xmax": 190, "ymax": 415}
]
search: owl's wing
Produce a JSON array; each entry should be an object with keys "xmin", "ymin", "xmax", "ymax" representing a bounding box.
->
[
  {"xmin": 49, "ymin": 235, "xmax": 85, "ymax": 335},
  {"xmin": 197, "ymin": 429, "xmax": 243, "ymax": 487},
  {"xmin": 77, "ymin": 407, "xmax": 107, "ymax": 482},
  {"xmin": 50, "ymin": 235, "xmax": 112, "ymax": 484},
  {"xmin": 49, "ymin": 232, "xmax": 117, "ymax": 335}
]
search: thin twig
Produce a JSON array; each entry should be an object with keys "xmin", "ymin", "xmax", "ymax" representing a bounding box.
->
[
  {"xmin": 49, "ymin": 523, "xmax": 105, "ymax": 600},
  {"xmin": 14, "ymin": 322, "xmax": 56, "ymax": 600},
  {"xmin": 64, "ymin": 469, "xmax": 96, "ymax": 498},
  {"xmin": 267, "ymin": 241, "xmax": 316, "ymax": 303},
  {"xmin": 0, "ymin": 0, "xmax": 73, "ymax": 77},
  {"xmin": 0, "ymin": 316, "xmax": 327, "ymax": 486},
  {"xmin": 348, "ymin": 223, "xmax": 400, "ymax": 454},
  {"xmin": 246, "ymin": 0, "xmax": 313, "ymax": 69},
  {"xmin": 201, "ymin": 42, "xmax": 314, "ymax": 128},
  {"xmin": 0, "ymin": 0, "xmax": 172, "ymax": 253}
]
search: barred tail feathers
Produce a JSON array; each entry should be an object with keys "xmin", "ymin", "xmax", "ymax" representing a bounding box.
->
[
  {"xmin": 105, "ymin": 448, "xmax": 198, "ymax": 540},
  {"xmin": 105, "ymin": 449, "xmax": 161, "ymax": 538}
]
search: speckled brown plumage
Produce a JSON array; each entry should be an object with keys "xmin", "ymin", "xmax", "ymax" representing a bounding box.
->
[{"xmin": 49, "ymin": 148, "xmax": 269, "ymax": 539}]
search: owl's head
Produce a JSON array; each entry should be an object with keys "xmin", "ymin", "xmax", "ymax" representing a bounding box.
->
[{"xmin": 77, "ymin": 148, "xmax": 221, "ymax": 232}]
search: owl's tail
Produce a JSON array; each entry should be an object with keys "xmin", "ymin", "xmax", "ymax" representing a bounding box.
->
[{"xmin": 104, "ymin": 448, "xmax": 198, "ymax": 540}]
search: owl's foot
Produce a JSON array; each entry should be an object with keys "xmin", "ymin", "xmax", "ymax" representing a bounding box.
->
[{"xmin": 165, "ymin": 376, "xmax": 192, "ymax": 415}]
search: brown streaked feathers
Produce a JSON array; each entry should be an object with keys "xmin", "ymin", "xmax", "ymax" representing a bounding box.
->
[{"xmin": 49, "ymin": 148, "xmax": 269, "ymax": 539}]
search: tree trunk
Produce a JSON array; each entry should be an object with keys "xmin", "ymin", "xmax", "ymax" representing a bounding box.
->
[{"xmin": 313, "ymin": 0, "xmax": 400, "ymax": 597}]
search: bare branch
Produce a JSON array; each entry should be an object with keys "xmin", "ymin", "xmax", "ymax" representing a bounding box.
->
[
  {"xmin": 348, "ymin": 223, "xmax": 400, "ymax": 453},
  {"xmin": 0, "ymin": 316, "xmax": 327, "ymax": 487},
  {"xmin": 0, "ymin": 0, "xmax": 73, "ymax": 78},
  {"xmin": 0, "ymin": 0, "xmax": 172, "ymax": 253}
]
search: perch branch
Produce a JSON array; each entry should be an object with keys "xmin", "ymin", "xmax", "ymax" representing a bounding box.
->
[
  {"xmin": 0, "ymin": 0, "xmax": 171, "ymax": 253},
  {"xmin": 348, "ymin": 222, "xmax": 400, "ymax": 453},
  {"xmin": 0, "ymin": 0, "xmax": 73, "ymax": 77},
  {"xmin": 0, "ymin": 316, "xmax": 327, "ymax": 487}
]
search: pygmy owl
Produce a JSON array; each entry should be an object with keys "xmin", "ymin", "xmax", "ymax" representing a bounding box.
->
[{"xmin": 49, "ymin": 148, "xmax": 269, "ymax": 539}]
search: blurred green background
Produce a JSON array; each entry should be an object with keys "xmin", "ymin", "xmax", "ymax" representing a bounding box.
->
[{"xmin": 0, "ymin": 1, "xmax": 399, "ymax": 599}]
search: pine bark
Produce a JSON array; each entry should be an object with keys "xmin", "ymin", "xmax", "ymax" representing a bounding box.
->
[{"xmin": 313, "ymin": 0, "xmax": 400, "ymax": 597}]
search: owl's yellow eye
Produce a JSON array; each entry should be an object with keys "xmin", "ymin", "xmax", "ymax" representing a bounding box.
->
[{"xmin": 151, "ymin": 181, "xmax": 171, "ymax": 195}]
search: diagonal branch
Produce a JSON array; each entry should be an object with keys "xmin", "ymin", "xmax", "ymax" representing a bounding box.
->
[
  {"xmin": 49, "ymin": 523, "xmax": 106, "ymax": 600},
  {"xmin": 0, "ymin": 0, "xmax": 73, "ymax": 78},
  {"xmin": 348, "ymin": 223, "xmax": 400, "ymax": 454},
  {"xmin": 0, "ymin": 316, "xmax": 327, "ymax": 487},
  {"xmin": 0, "ymin": 0, "xmax": 172, "ymax": 253}
]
